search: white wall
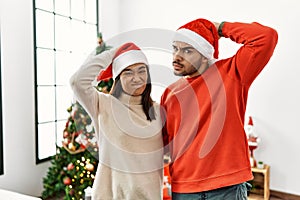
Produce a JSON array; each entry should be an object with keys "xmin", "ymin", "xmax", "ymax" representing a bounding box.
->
[
  {"xmin": 100, "ymin": 0, "xmax": 300, "ymax": 196},
  {"xmin": 0, "ymin": 0, "xmax": 299, "ymax": 197},
  {"xmin": 0, "ymin": 0, "xmax": 51, "ymax": 197}
]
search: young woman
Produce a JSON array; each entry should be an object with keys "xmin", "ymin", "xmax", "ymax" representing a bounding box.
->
[{"xmin": 70, "ymin": 42, "xmax": 163, "ymax": 200}]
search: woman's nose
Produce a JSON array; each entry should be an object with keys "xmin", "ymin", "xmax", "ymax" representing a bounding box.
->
[{"xmin": 131, "ymin": 74, "xmax": 142, "ymax": 82}]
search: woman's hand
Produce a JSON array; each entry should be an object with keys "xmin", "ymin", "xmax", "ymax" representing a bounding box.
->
[{"xmin": 213, "ymin": 22, "xmax": 221, "ymax": 39}]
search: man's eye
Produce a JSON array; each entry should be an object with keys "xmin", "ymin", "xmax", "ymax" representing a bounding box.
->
[
  {"xmin": 184, "ymin": 49, "xmax": 191, "ymax": 54},
  {"xmin": 173, "ymin": 46, "xmax": 178, "ymax": 52}
]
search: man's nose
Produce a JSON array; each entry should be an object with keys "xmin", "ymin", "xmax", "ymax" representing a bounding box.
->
[
  {"xmin": 173, "ymin": 51, "xmax": 183, "ymax": 61},
  {"xmin": 173, "ymin": 48, "xmax": 184, "ymax": 58}
]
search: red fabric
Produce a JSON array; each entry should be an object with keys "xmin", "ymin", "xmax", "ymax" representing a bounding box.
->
[
  {"xmin": 161, "ymin": 22, "xmax": 277, "ymax": 193},
  {"xmin": 97, "ymin": 64, "xmax": 113, "ymax": 81},
  {"xmin": 178, "ymin": 18, "xmax": 219, "ymax": 59}
]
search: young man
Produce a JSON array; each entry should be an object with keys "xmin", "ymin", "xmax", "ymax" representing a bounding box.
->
[{"xmin": 160, "ymin": 19, "xmax": 278, "ymax": 199}]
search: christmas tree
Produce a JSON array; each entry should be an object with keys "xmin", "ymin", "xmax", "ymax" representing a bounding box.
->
[{"xmin": 42, "ymin": 33, "xmax": 113, "ymax": 200}]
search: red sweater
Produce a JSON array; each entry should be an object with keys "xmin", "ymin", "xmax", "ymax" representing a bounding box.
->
[{"xmin": 160, "ymin": 22, "xmax": 278, "ymax": 193}]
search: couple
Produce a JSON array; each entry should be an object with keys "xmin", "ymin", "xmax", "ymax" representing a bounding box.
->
[{"xmin": 70, "ymin": 18, "xmax": 278, "ymax": 200}]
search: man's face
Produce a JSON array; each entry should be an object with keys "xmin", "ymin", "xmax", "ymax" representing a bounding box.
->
[{"xmin": 172, "ymin": 41, "xmax": 208, "ymax": 77}]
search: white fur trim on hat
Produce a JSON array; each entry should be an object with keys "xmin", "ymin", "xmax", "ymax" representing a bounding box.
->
[
  {"xmin": 173, "ymin": 28, "xmax": 216, "ymax": 64},
  {"xmin": 112, "ymin": 50, "xmax": 148, "ymax": 79}
]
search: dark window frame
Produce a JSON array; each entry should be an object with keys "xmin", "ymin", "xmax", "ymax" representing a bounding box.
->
[
  {"xmin": 0, "ymin": 30, "xmax": 3, "ymax": 175},
  {"xmin": 33, "ymin": 0, "xmax": 99, "ymax": 164}
]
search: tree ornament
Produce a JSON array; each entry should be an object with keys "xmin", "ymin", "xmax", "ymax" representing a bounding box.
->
[
  {"xmin": 85, "ymin": 163, "xmax": 94, "ymax": 172},
  {"xmin": 69, "ymin": 189, "xmax": 75, "ymax": 196},
  {"xmin": 67, "ymin": 163, "xmax": 74, "ymax": 171},
  {"xmin": 63, "ymin": 177, "xmax": 72, "ymax": 185},
  {"xmin": 63, "ymin": 131, "xmax": 69, "ymax": 138},
  {"xmin": 68, "ymin": 143, "xmax": 76, "ymax": 151}
]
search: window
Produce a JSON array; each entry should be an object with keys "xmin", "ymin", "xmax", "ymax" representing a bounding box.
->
[
  {"xmin": 33, "ymin": 0, "xmax": 99, "ymax": 163},
  {"xmin": 0, "ymin": 31, "xmax": 3, "ymax": 175}
]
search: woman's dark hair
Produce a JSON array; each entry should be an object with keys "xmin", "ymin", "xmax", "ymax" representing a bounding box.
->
[{"xmin": 110, "ymin": 66, "xmax": 156, "ymax": 121}]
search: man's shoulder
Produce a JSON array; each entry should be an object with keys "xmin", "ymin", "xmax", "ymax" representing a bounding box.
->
[
  {"xmin": 161, "ymin": 77, "xmax": 192, "ymax": 104},
  {"xmin": 162, "ymin": 78, "xmax": 184, "ymax": 94}
]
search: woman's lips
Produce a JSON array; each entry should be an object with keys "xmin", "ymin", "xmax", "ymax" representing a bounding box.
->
[{"xmin": 131, "ymin": 83, "xmax": 144, "ymax": 88}]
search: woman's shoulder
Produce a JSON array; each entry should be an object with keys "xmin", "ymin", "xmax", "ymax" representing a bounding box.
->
[
  {"xmin": 152, "ymin": 101, "xmax": 160, "ymax": 107},
  {"xmin": 152, "ymin": 101, "xmax": 163, "ymax": 114},
  {"xmin": 97, "ymin": 92, "xmax": 114, "ymax": 109},
  {"xmin": 97, "ymin": 91, "xmax": 110, "ymax": 99}
]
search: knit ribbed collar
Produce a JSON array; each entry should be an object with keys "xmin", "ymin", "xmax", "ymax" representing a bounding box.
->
[{"xmin": 119, "ymin": 92, "xmax": 142, "ymax": 105}]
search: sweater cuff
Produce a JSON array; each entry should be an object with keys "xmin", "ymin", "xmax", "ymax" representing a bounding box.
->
[{"xmin": 218, "ymin": 21, "xmax": 225, "ymax": 37}]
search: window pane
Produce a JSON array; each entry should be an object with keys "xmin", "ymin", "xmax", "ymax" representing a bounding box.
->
[
  {"xmin": 56, "ymin": 51, "xmax": 73, "ymax": 85},
  {"xmin": 37, "ymin": 48, "xmax": 55, "ymax": 85},
  {"xmin": 71, "ymin": 0, "xmax": 84, "ymax": 20},
  {"xmin": 84, "ymin": 24, "xmax": 98, "ymax": 51},
  {"xmin": 56, "ymin": 86, "xmax": 73, "ymax": 120},
  {"xmin": 36, "ymin": 10, "xmax": 54, "ymax": 49},
  {"xmin": 0, "ymin": 33, "xmax": 3, "ymax": 175},
  {"xmin": 70, "ymin": 22, "xmax": 97, "ymax": 54},
  {"xmin": 55, "ymin": 15, "xmax": 71, "ymax": 51},
  {"xmin": 38, "ymin": 123, "xmax": 56, "ymax": 160},
  {"xmin": 85, "ymin": 0, "xmax": 97, "ymax": 23},
  {"xmin": 35, "ymin": 0, "xmax": 53, "ymax": 11},
  {"xmin": 69, "ymin": 51, "xmax": 88, "ymax": 72},
  {"xmin": 38, "ymin": 87, "xmax": 56, "ymax": 123},
  {"xmin": 70, "ymin": 20, "xmax": 87, "ymax": 52},
  {"xmin": 54, "ymin": 0, "xmax": 70, "ymax": 16}
]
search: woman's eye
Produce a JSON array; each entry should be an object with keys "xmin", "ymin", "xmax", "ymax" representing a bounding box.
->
[{"xmin": 123, "ymin": 71, "xmax": 133, "ymax": 76}]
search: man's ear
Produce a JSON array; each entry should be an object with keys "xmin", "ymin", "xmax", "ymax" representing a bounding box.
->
[{"xmin": 201, "ymin": 56, "xmax": 209, "ymax": 64}]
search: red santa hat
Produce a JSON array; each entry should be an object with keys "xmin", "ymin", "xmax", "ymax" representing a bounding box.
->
[
  {"xmin": 173, "ymin": 18, "xmax": 219, "ymax": 64},
  {"xmin": 248, "ymin": 116, "xmax": 254, "ymax": 126},
  {"xmin": 97, "ymin": 42, "xmax": 148, "ymax": 81}
]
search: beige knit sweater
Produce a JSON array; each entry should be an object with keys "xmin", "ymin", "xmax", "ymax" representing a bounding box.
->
[{"xmin": 70, "ymin": 49, "xmax": 163, "ymax": 200}]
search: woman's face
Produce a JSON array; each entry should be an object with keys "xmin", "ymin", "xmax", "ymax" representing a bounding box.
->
[{"xmin": 119, "ymin": 63, "xmax": 148, "ymax": 96}]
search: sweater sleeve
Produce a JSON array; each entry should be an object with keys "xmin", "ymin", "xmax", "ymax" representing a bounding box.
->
[
  {"xmin": 69, "ymin": 48, "xmax": 117, "ymax": 120},
  {"xmin": 220, "ymin": 22, "xmax": 278, "ymax": 84}
]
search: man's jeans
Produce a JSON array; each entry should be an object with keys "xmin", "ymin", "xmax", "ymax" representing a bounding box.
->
[{"xmin": 172, "ymin": 182, "xmax": 252, "ymax": 200}]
